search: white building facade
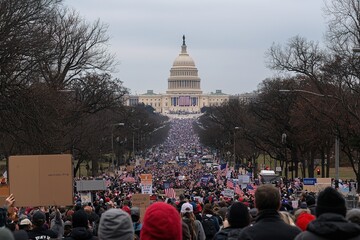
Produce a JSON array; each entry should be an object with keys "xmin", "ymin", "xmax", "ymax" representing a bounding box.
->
[{"xmin": 125, "ymin": 36, "xmax": 230, "ymax": 114}]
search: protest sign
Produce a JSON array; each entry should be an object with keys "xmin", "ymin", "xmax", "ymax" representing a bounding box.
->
[
  {"xmin": 76, "ymin": 180, "xmax": 107, "ymax": 191},
  {"xmin": 9, "ymin": 154, "xmax": 73, "ymax": 207}
]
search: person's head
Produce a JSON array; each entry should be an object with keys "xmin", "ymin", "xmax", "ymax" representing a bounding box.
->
[
  {"xmin": 131, "ymin": 207, "xmax": 140, "ymax": 223},
  {"xmin": 202, "ymin": 203, "xmax": 214, "ymax": 215},
  {"xmin": 72, "ymin": 210, "xmax": 89, "ymax": 228},
  {"xmin": 18, "ymin": 218, "xmax": 32, "ymax": 231},
  {"xmin": 296, "ymin": 212, "xmax": 315, "ymax": 231},
  {"xmin": 140, "ymin": 202, "xmax": 182, "ymax": 240},
  {"xmin": 226, "ymin": 202, "xmax": 250, "ymax": 228},
  {"xmin": 0, "ymin": 227, "xmax": 14, "ymax": 240},
  {"xmin": 98, "ymin": 208, "xmax": 134, "ymax": 240},
  {"xmin": 315, "ymin": 187, "xmax": 346, "ymax": 217},
  {"xmin": 346, "ymin": 208, "xmax": 360, "ymax": 225},
  {"xmin": 32, "ymin": 211, "xmax": 46, "ymax": 227},
  {"xmin": 279, "ymin": 211, "xmax": 296, "ymax": 226},
  {"xmin": 64, "ymin": 221, "xmax": 72, "ymax": 236},
  {"xmin": 254, "ymin": 184, "xmax": 281, "ymax": 211}
]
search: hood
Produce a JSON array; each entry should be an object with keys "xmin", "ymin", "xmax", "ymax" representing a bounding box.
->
[
  {"xmin": 70, "ymin": 227, "xmax": 93, "ymax": 240},
  {"xmin": 307, "ymin": 213, "xmax": 360, "ymax": 240}
]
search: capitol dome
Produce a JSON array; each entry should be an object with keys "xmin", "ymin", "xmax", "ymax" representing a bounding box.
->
[{"xmin": 167, "ymin": 35, "xmax": 202, "ymax": 95}]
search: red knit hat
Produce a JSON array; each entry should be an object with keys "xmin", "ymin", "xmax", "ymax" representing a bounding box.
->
[
  {"xmin": 296, "ymin": 212, "xmax": 316, "ymax": 231},
  {"xmin": 140, "ymin": 202, "xmax": 182, "ymax": 240}
]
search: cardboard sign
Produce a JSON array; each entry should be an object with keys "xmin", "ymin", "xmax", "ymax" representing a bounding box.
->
[
  {"xmin": 175, "ymin": 188, "xmax": 185, "ymax": 197},
  {"xmin": 140, "ymin": 174, "xmax": 152, "ymax": 185},
  {"xmin": 9, "ymin": 154, "xmax": 73, "ymax": 207},
  {"xmin": 76, "ymin": 180, "xmax": 107, "ymax": 191},
  {"xmin": 132, "ymin": 194, "xmax": 150, "ymax": 222},
  {"xmin": 0, "ymin": 185, "xmax": 9, "ymax": 205}
]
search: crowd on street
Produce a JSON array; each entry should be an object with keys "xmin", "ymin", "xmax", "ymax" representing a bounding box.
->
[{"xmin": 1, "ymin": 119, "xmax": 360, "ymax": 240}]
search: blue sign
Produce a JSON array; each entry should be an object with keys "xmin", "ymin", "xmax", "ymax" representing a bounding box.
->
[{"xmin": 303, "ymin": 178, "xmax": 317, "ymax": 185}]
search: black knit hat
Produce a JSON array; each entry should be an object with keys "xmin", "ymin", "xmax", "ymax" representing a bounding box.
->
[
  {"xmin": 316, "ymin": 187, "xmax": 346, "ymax": 217},
  {"xmin": 72, "ymin": 210, "xmax": 89, "ymax": 228},
  {"xmin": 226, "ymin": 202, "xmax": 250, "ymax": 228},
  {"xmin": 32, "ymin": 211, "xmax": 46, "ymax": 226}
]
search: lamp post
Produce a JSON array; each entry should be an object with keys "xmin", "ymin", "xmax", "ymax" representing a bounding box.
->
[
  {"xmin": 233, "ymin": 127, "xmax": 240, "ymax": 167},
  {"xmin": 111, "ymin": 123, "xmax": 125, "ymax": 168},
  {"xmin": 279, "ymin": 89, "xmax": 339, "ymax": 180}
]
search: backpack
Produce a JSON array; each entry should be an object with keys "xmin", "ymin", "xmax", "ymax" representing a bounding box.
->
[{"xmin": 201, "ymin": 215, "xmax": 217, "ymax": 240}]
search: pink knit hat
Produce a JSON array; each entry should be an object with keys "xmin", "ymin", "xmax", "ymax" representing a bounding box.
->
[{"xmin": 140, "ymin": 202, "xmax": 182, "ymax": 240}]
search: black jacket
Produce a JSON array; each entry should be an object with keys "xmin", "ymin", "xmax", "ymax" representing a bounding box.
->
[
  {"xmin": 295, "ymin": 213, "xmax": 360, "ymax": 240},
  {"xmin": 238, "ymin": 209, "xmax": 301, "ymax": 240},
  {"xmin": 28, "ymin": 226, "xmax": 58, "ymax": 240},
  {"xmin": 63, "ymin": 227, "xmax": 98, "ymax": 240},
  {"xmin": 213, "ymin": 227, "xmax": 242, "ymax": 240}
]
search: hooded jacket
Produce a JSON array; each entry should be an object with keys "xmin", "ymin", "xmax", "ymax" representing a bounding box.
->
[{"xmin": 295, "ymin": 213, "xmax": 360, "ymax": 240}]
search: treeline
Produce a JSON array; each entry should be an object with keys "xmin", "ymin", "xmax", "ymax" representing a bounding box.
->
[{"xmin": 0, "ymin": 0, "xmax": 168, "ymax": 176}]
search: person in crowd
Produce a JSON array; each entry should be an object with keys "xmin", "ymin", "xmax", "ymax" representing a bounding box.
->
[
  {"xmin": 0, "ymin": 227, "xmax": 15, "ymax": 240},
  {"xmin": 27, "ymin": 211, "xmax": 59, "ymax": 240},
  {"xmin": 182, "ymin": 221, "xmax": 192, "ymax": 240},
  {"xmin": 201, "ymin": 203, "xmax": 220, "ymax": 240},
  {"xmin": 63, "ymin": 209, "xmax": 97, "ymax": 240},
  {"xmin": 140, "ymin": 202, "xmax": 182, "ymax": 240},
  {"xmin": 18, "ymin": 218, "xmax": 32, "ymax": 232},
  {"xmin": 63, "ymin": 221, "xmax": 72, "ymax": 238},
  {"xmin": 214, "ymin": 202, "xmax": 250, "ymax": 240},
  {"xmin": 279, "ymin": 211, "xmax": 296, "ymax": 226},
  {"xmin": 181, "ymin": 202, "xmax": 205, "ymax": 240},
  {"xmin": 295, "ymin": 212, "xmax": 315, "ymax": 231},
  {"xmin": 130, "ymin": 207, "xmax": 142, "ymax": 238},
  {"xmin": 238, "ymin": 184, "xmax": 301, "ymax": 240},
  {"xmin": 98, "ymin": 208, "xmax": 134, "ymax": 240},
  {"xmin": 295, "ymin": 187, "xmax": 360, "ymax": 240}
]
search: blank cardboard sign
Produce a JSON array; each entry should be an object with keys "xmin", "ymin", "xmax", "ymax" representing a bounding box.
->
[{"xmin": 9, "ymin": 154, "xmax": 73, "ymax": 207}]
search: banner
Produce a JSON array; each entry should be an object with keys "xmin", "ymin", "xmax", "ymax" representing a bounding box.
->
[{"xmin": 76, "ymin": 180, "xmax": 107, "ymax": 191}]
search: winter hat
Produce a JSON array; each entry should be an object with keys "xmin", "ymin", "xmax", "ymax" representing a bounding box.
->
[
  {"xmin": 181, "ymin": 203, "xmax": 193, "ymax": 213},
  {"xmin": 227, "ymin": 202, "xmax": 251, "ymax": 228},
  {"xmin": 0, "ymin": 227, "xmax": 14, "ymax": 240},
  {"xmin": 305, "ymin": 195, "xmax": 316, "ymax": 206},
  {"xmin": 32, "ymin": 211, "xmax": 46, "ymax": 226},
  {"xmin": 316, "ymin": 187, "xmax": 346, "ymax": 217},
  {"xmin": 296, "ymin": 212, "xmax": 315, "ymax": 231},
  {"xmin": 140, "ymin": 202, "xmax": 182, "ymax": 240},
  {"xmin": 131, "ymin": 207, "xmax": 140, "ymax": 217},
  {"xmin": 98, "ymin": 208, "xmax": 134, "ymax": 240},
  {"xmin": 72, "ymin": 210, "xmax": 89, "ymax": 228}
]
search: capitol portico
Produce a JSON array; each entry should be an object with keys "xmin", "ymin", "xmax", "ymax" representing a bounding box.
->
[{"xmin": 125, "ymin": 36, "xmax": 230, "ymax": 114}]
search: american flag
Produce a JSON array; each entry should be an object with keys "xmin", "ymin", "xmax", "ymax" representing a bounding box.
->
[
  {"xmin": 178, "ymin": 96, "xmax": 191, "ymax": 106},
  {"xmin": 235, "ymin": 184, "xmax": 243, "ymax": 196},
  {"xmin": 165, "ymin": 188, "xmax": 176, "ymax": 199}
]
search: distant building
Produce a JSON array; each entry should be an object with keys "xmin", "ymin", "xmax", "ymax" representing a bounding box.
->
[{"xmin": 125, "ymin": 36, "xmax": 230, "ymax": 114}]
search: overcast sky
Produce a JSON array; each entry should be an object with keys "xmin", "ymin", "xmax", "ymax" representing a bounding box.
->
[{"xmin": 64, "ymin": 0, "xmax": 327, "ymax": 95}]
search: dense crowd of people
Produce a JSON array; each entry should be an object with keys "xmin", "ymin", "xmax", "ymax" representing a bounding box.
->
[{"xmin": 1, "ymin": 119, "xmax": 360, "ymax": 240}]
